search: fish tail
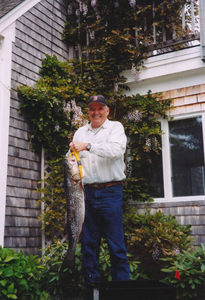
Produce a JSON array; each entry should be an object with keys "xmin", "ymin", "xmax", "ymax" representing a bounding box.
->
[{"xmin": 60, "ymin": 250, "xmax": 75, "ymax": 272}]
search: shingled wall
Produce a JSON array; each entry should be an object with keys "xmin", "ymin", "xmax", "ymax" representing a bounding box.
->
[{"xmin": 4, "ymin": 0, "xmax": 68, "ymax": 255}]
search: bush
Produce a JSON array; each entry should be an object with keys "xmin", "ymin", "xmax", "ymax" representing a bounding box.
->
[
  {"xmin": 0, "ymin": 246, "xmax": 47, "ymax": 300},
  {"xmin": 98, "ymin": 239, "xmax": 148, "ymax": 282},
  {"xmin": 40, "ymin": 239, "xmax": 148, "ymax": 299},
  {"xmin": 161, "ymin": 243, "xmax": 205, "ymax": 299},
  {"xmin": 123, "ymin": 206, "xmax": 193, "ymax": 280},
  {"xmin": 40, "ymin": 242, "xmax": 83, "ymax": 300}
]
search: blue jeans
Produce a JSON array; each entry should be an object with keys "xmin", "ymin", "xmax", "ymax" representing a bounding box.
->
[{"xmin": 81, "ymin": 184, "xmax": 130, "ymax": 289}]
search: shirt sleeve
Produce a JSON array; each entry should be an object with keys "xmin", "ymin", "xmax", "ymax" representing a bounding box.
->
[{"xmin": 90, "ymin": 122, "xmax": 127, "ymax": 159}]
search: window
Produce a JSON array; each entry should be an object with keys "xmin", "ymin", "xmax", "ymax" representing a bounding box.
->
[
  {"xmin": 149, "ymin": 138, "xmax": 164, "ymax": 198},
  {"xmin": 152, "ymin": 113, "xmax": 205, "ymax": 202},
  {"xmin": 169, "ymin": 116, "xmax": 205, "ymax": 197}
]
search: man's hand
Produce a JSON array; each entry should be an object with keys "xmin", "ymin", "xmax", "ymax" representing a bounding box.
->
[{"xmin": 69, "ymin": 141, "xmax": 88, "ymax": 152}]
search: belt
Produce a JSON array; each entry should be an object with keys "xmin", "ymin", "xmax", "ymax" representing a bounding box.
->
[{"xmin": 85, "ymin": 181, "xmax": 122, "ymax": 189}]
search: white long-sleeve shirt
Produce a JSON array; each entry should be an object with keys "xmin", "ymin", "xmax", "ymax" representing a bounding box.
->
[{"xmin": 73, "ymin": 118, "xmax": 127, "ymax": 185}]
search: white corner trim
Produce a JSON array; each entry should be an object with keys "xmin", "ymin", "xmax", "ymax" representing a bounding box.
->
[
  {"xmin": 0, "ymin": 23, "xmax": 16, "ymax": 247},
  {"xmin": 0, "ymin": 0, "xmax": 41, "ymax": 32}
]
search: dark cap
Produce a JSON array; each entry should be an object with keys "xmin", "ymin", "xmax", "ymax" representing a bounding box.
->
[{"xmin": 88, "ymin": 95, "xmax": 108, "ymax": 106}]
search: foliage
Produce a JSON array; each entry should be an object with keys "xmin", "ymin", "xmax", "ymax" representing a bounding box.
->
[
  {"xmin": 0, "ymin": 246, "xmax": 46, "ymax": 300},
  {"xmin": 161, "ymin": 243, "xmax": 205, "ymax": 299},
  {"xmin": 120, "ymin": 92, "xmax": 172, "ymax": 201},
  {"xmin": 123, "ymin": 206, "xmax": 193, "ymax": 280},
  {"xmin": 36, "ymin": 158, "xmax": 66, "ymax": 241},
  {"xmin": 40, "ymin": 242, "xmax": 83, "ymax": 300},
  {"xmin": 40, "ymin": 240, "xmax": 147, "ymax": 299},
  {"xmin": 98, "ymin": 239, "xmax": 148, "ymax": 282},
  {"xmin": 124, "ymin": 207, "xmax": 192, "ymax": 257},
  {"xmin": 18, "ymin": 54, "xmax": 88, "ymax": 157},
  {"xmin": 63, "ymin": 0, "xmax": 198, "ymax": 94}
]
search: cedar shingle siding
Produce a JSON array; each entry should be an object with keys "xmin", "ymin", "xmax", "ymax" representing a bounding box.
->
[{"xmin": 4, "ymin": 0, "xmax": 68, "ymax": 255}]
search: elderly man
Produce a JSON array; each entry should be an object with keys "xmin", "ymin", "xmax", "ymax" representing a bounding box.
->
[{"xmin": 69, "ymin": 95, "xmax": 130, "ymax": 296}]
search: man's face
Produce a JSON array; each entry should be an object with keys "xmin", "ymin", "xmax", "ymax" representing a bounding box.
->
[{"xmin": 88, "ymin": 103, "xmax": 109, "ymax": 128}]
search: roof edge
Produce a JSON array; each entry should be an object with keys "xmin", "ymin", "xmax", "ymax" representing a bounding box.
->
[{"xmin": 0, "ymin": 0, "xmax": 41, "ymax": 33}]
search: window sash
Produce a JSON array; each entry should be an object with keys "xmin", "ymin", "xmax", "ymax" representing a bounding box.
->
[{"xmin": 155, "ymin": 112, "xmax": 205, "ymax": 202}]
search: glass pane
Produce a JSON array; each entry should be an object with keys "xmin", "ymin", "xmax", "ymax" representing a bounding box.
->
[
  {"xmin": 149, "ymin": 136, "xmax": 164, "ymax": 198},
  {"xmin": 169, "ymin": 117, "xmax": 205, "ymax": 197}
]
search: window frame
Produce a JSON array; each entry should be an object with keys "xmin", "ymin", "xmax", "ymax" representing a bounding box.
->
[{"xmin": 155, "ymin": 111, "xmax": 205, "ymax": 203}]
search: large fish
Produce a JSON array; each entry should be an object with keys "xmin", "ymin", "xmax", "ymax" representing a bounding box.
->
[{"xmin": 61, "ymin": 153, "xmax": 85, "ymax": 271}]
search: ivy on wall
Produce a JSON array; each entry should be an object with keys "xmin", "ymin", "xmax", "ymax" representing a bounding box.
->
[{"xmin": 18, "ymin": 54, "xmax": 88, "ymax": 156}]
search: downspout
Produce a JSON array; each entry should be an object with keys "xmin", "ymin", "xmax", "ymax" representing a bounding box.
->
[{"xmin": 199, "ymin": 0, "xmax": 205, "ymax": 62}]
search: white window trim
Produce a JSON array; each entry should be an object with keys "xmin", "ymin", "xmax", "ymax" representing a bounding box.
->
[{"xmin": 154, "ymin": 112, "xmax": 205, "ymax": 203}]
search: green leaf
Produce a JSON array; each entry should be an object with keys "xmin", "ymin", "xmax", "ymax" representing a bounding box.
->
[
  {"xmin": 161, "ymin": 269, "xmax": 173, "ymax": 273},
  {"xmin": 0, "ymin": 279, "xmax": 7, "ymax": 286},
  {"xmin": 2, "ymin": 290, "xmax": 7, "ymax": 296},
  {"xmin": 19, "ymin": 279, "xmax": 28, "ymax": 290},
  {"xmin": 4, "ymin": 256, "xmax": 14, "ymax": 263},
  {"xmin": 194, "ymin": 279, "xmax": 201, "ymax": 284},
  {"xmin": 4, "ymin": 266, "xmax": 13, "ymax": 277},
  {"xmin": 8, "ymin": 283, "xmax": 15, "ymax": 293},
  {"xmin": 102, "ymin": 263, "xmax": 107, "ymax": 271},
  {"xmin": 7, "ymin": 295, "xmax": 17, "ymax": 299},
  {"xmin": 201, "ymin": 263, "xmax": 205, "ymax": 271},
  {"xmin": 180, "ymin": 282, "xmax": 185, "ymax": 289},
  {"xmin": 191, "ymin": 282, "xmax": 196, "ymax": 289}
]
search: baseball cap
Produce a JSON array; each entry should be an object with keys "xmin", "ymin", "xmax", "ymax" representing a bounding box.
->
[{"xmin": 88, "ymin": 95, "xmax": 108, "ymax": 106}]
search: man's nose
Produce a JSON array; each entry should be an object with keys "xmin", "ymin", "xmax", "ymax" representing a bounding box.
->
[{"xmin": 93, "ymin": 109, "xmax": 100, "ymax": 113}]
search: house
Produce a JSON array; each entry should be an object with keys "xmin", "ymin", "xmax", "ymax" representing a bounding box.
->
[
  {"xmin": 0, "ymin": 0, "xmax": 68, "ymax": 255},
  {"xmin": 1, "ymin": 0, "xmax": 205, "ymax": 256},
  {"xmin": 124, "ymin": 0, "xmax": 205, "ymax": 246}
]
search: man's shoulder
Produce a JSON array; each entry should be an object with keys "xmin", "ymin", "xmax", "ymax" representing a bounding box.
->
[
  {"xmin": 106, "ymin": 119, "xmax": 124, "ymax": 128},
  {"xmin": 74, "ymin": 124, "xmax": 89, "ymax": 136}
]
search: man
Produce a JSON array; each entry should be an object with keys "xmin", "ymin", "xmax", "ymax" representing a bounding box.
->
[{"xmin": 69, "ymin": 95, "xmax": 130, "ymax": 295}]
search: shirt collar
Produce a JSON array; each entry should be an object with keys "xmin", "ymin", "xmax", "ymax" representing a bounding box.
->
[{"xmin": 87, "ymin": 118, "xmax": 109, "ymax": 131}]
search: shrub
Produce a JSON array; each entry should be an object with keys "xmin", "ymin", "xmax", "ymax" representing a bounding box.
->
[
  {"xmin": 0, "ymin": 247, "xmax": 46, "ymax": 300},
  {"xmin": 98, "ymin": 239, "xmax": 148, "ymax": 282},
  {"xmin": 40, "ymin": 239, "xmax": 148, "ymax": 299},
  {"xmin": 161, "ymin": 243, "xmax": 205, "ymax": 299},
  {"xmin": 123, "ymin": 206, "xmax": 193, "ymax": 280},
  {"xmin": 40, "ymin": 242, "xmax": 83, "ymax": 300}
]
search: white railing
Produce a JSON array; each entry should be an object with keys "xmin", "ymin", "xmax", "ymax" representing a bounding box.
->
[{"xmin": 143, "ymin": 0, "xmax": 200, "ymax": 56}]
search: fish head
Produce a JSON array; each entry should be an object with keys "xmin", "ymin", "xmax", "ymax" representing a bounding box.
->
[{"xmin": 64, "ymin": 155, "xmax": 81, "ymax": 181}]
